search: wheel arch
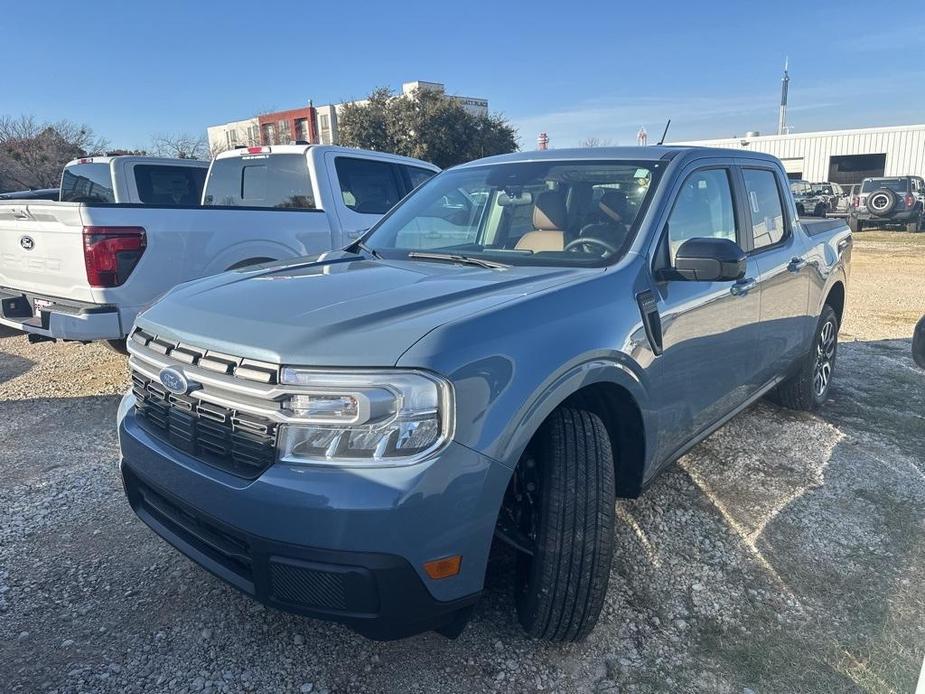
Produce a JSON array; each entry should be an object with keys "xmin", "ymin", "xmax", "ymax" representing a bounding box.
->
[
  {"xmin": 502, "ymin": 367, "xmax": 650, "ymax": 500},
  {"xmin": 823, "ymin": 280, "xmax": 846, "ymax": 326},
  {"xmin": 226, "ymin": 256, "xmax": 276, "ymax": 271}
]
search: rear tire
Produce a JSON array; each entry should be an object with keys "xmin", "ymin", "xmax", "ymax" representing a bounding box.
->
[
  {"xmin": 105, "ymin": 338, "xmax": 128, "ymax": 355},
  {"xmin": 515, "ymin": 407, "xmax": 615, "ymax": 642},
  {"xmin": 848, "ymin": 218, "xmax": 863, "ymax": 233},
  {"xmin": 906, "ymin": 220, "xmax": 919, "ymax": 233},
  {"xmin": 771, "ymin": 305, "xmax": 838, "ymax": 411}
]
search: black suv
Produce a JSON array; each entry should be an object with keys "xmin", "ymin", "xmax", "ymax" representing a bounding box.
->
[{"xmin": 849, "ymin": 176, "xmax": 924, "ymax": 232}]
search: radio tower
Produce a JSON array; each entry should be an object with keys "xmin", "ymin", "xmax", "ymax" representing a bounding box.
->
[{"xmin": 778, "ymin": 58, "xmax": 790, "ymax": 135}]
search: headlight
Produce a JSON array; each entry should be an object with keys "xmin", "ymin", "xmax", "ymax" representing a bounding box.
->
[{"xmin": 276, "ymin": 368, "xmax": 454, "ymax": 466}]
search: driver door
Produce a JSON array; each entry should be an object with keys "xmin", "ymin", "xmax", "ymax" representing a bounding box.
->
[{"xmin": 647, "ymin": 165, "xmax": 763, "ymax": 463}]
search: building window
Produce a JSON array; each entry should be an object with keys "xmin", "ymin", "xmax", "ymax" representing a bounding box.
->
[
  {"xmin": 319, "ymin": 114, "xmax": 331, "ymax": 145},
  {"xmin": 247, "ymin": 125, "xmax": 259, "ymax": 145},
  {"xmin": 295, "ymin": 118, "xmax": 310, "ymax": 142},
  {"xmin": 225, "ymin": 130, "xmax": 238, "ymax": 147},
  {"xmin": 278, "ymin": 120, "xmax": 290, "ymax": 144}
]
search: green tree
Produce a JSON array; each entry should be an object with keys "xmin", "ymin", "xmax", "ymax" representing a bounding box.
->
[{"xmin": 337, "ymin": 87, "xmax": 517, "ymax": 169}]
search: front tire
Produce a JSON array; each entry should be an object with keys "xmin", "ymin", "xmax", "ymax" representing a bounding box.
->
[
  {"xmin": 772, "ymin": 305, "xmax": 839, "ymax": 411},
  {"xmin": 515, "ymin": 407, "xmax": 615, "ymax": 642}
]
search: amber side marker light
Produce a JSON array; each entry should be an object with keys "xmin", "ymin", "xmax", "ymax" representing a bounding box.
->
[{"xmin": 423, "ymin": 555, "xmax": 462, "ymax": 580}]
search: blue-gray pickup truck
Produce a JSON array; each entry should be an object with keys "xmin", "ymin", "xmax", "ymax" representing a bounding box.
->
[{"xmin": 117, "ymin": 146, "xmax": 851, "ymax": 641}]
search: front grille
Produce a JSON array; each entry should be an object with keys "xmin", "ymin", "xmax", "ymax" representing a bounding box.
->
[{"xmin": 132, "ymin": 371, "xmax": 278, "ymax": 478}]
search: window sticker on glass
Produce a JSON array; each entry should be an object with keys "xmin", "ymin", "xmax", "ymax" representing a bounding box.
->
[{"xmin": 750, "ymin": 190, "xmax": 760, "ymax": 214}]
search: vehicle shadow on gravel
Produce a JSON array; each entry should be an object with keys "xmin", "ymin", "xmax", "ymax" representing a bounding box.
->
[
  {"xmin": 0, "ymin": 349, "xmax": 34, "ymax": 386},
  {"xmin": 0, "ymin": 338, "xmax": 922, "ymax": 693}
]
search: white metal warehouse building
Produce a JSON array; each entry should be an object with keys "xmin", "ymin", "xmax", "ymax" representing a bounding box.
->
[{"xmin": 675, "ymin": 123, "xmax": 925, "ymax": 184}]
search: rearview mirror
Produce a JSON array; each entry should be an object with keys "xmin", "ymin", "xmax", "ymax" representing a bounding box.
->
[{"xmin": 672, "ymin": 237, "xmax": 747, "ymax": 282}]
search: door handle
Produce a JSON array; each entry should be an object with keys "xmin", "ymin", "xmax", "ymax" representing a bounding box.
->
[
  {"xmin": 730, "ymin": 277, "xmax": 757, "ymax": 296},
  {"xmin": 788, "ymin": 256, "xmax": 807, "ymax": 272}
]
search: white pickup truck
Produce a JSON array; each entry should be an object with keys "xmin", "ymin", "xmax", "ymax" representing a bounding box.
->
[{"xmin": 0, "ymin": 145, "xmax": 438, "ymax": 350}]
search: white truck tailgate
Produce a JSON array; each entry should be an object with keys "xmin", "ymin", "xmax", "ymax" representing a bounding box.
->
[{"xmin": 0, "ymin": 202, "xmax": 95, "ymax": 303}]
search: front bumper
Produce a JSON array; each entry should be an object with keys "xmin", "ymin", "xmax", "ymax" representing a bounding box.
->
[
  {"xmin": 0, "ymin": 286, "xmax": 124, "ymax": 340},
  {"xmin": 118, "ymin": 400, "xmax": 511, "ymax": 639}
]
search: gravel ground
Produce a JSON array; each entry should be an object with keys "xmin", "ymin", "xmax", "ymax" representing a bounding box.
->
[{"xmin": 1, "ymin": 232, "xmax": 923, "ymax": 693}]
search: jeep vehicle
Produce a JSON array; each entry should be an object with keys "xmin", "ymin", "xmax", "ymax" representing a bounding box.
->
[
  {"xmin": 789, "ymin": 179, "xmax": 829, "ymax": 217},
  {"xmin": 849, "ymin": 175, "xmax": 925, "ymax": 232},
  {"xmin": 118, "ymin": 147, "xmax": 851, "ymax": 641}
]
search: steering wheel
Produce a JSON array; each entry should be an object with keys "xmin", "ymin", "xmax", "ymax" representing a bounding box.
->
[{"xmin": 564, "ymin": 236, "xmax": 618, "ymax": 256}]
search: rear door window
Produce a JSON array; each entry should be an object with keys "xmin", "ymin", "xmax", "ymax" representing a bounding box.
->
[
  {"xmin": 334, "ymin": 157, "xmax": 403, "ymax": 214},
  {"xmin": 133, "ymin": 165, "xmax": 207, "ymax": 206},
  {"xmin": 60, "ymin": 163, "xmax": 114, "ymax": 202},
  {"xmin": 203, "ymin": 153, "xmax": 315, "ymax": 208},
  {"xmin": 742, "ymin": 169, "xmax": 787, "ymax": 250}
]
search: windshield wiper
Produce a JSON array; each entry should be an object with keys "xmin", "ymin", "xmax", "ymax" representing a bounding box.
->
[
  {"xmin": 407, "ymin": 251, "xmax": 510, "ymax": 270},
  {"xmin": 352, "ymin": 240, "xmax": 382, "ymax": 259}
]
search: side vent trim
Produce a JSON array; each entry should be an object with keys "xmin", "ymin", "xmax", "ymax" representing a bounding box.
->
[{"xmin": 636, "ymin": 290, "xmax": 663, "ymax": 356}]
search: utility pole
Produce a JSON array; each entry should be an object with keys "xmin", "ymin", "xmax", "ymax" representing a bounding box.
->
[{"xmin": 778, "ymin": 58, "xmax": 790, "ymax": 135}]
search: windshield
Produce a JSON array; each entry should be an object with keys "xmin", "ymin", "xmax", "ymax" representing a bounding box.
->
[
  {"xmin": 811, "ymin": 184, "xmax": 833, "ymax": 195},
  {"xmin": 363, "ymin": 160, "xmax": 663, "ymax": 266},
  {"xmin": 862, "ymin": 178, "xmax": 909, "ymax": 193}
]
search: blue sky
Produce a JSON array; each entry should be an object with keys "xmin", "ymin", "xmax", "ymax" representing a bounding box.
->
[{"xmin": 2, "ymin": 0, "xmax": 923, "ymax": 151}]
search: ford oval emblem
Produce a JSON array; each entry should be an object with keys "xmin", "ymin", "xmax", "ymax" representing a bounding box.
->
[
  {"xmin": 158, "ymin": 366, "xmax": 192, "ymax": 395},
  {"xmin": 20, "ymin": 235, "xmax": 34, "ymax": 250}
]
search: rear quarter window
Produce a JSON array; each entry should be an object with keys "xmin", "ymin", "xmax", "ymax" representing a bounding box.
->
[
  {"xmin": 203, "ymin": 153, "xmax": 315, "ymax": 209},
  {"xmin": 335, "ymin": 157, "xmax": 403, "ymax": 214},
  {"xmin": 60, "ymin": 163, "xmax": 115, "ymax": 203},
  {"xmin": 133, "ymin": 165, "xmax": 207, "ymax": 206}
]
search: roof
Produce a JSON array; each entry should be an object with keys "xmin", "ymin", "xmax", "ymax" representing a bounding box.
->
[
  {"xmin": 453, "ymin": 145, "xmax": 780, "ymax": 168},
  {"xmin": 675, "ymin": 122, "xmax": 925, "ymax": 145},
  {"xmin": 215, "ymin": 144, "xmax": 440, "ymax": 170},
  {"xmin": 64, "ymin": 156, "xmax": 209, "ymax": 167}
]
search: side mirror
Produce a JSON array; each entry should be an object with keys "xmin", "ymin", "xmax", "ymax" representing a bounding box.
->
[
  {"xmin": 672, "ymin": 237, "xmax": 747, "ymax": 282},
  {"xmin": 913, "ymin": 315, "xmax": 925, "ymax": 369}
]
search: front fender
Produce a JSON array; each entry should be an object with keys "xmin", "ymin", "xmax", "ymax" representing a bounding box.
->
[{"xmin": 494, "ymin": 354, "xmax": 651, "ymax": 467}]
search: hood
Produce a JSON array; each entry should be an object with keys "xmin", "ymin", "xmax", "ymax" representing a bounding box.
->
[{"xmin": 137, "ymin": 252, "xmax": 587, "ymax": 367}]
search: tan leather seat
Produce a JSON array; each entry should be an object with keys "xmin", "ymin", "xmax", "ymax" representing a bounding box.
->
[{"xmin": 515, "ymin": 190, "xmax": 567, "ymax": 252}]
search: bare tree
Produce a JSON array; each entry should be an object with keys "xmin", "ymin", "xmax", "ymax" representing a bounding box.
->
[
  {"xmin": 0, "ymin": 115, "xmax": 109, "ymax": 191},
  {"xmin": 150, "ymin": 132, "xmax": 209, "ymax": 160},
  {"xmin": 579, "ymin": 136, "xmax": 613, "ymax": 148}
]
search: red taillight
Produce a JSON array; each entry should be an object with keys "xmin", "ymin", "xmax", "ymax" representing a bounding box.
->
[
  {"xmin": 246, "ymin": 146, "xmax": 269, "ymax": 154},
  {"xmin": 82, "ymin": 226, "xmax": 146, "ymax": 288},
  {"xmin": 852, "ymin": 196, "xmax": 860, "ymax": 208},
  {"xmin": 905, "ymin": 193, "xmax": 914, "ymax": 208}
]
